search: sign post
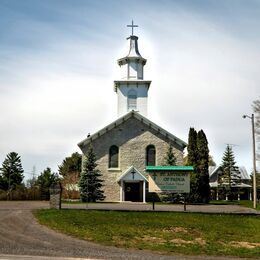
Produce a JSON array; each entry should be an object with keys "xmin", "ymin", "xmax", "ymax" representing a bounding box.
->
[{"xmin": 146, "ymin": 166, "xmax": 193, "ymax": 211}]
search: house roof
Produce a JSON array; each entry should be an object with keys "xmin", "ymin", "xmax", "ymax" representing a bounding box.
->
[
  {"xmin": 78, "ymin": 111, "xmax": 187, "ymax": 149},
  {"xmin": 209, "ymin": 166, "xmax": 218, "ymax": 176},
  {"xmin": 209, "ymin": 165, "xmax": 251, "ymax": 180}
]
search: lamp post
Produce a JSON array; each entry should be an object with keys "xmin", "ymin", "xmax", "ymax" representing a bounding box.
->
[{"xmin": 243, "ymin": 114, "xmax": 257, "ymax": 209}]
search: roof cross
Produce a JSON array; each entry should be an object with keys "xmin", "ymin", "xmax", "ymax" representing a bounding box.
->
[
  {"xmin": 127, "ymin": 20, "xmax": 138, "ymax": 36},
  {"xmin": 131, "ymin": 169, "xmax": 136, "ymax": 180}
]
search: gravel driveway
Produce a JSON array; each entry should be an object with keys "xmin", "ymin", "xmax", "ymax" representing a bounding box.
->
[{"xmin": 0, "ymin": 201, "xmax": 252, "ymax": 260}]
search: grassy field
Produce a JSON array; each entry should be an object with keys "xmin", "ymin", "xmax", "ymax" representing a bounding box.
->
[{"xmin": 35, "ymin": 209, "xmax": 260, "ymax": 258}]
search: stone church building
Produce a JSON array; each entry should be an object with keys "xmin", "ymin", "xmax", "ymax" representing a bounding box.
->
[{"xmin": 78, "ymin": 24, "xmax": 187, "ymax": 202}]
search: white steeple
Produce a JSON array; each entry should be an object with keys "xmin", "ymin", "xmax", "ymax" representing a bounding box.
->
[{"xmin": 114, "ymin": 21, "xmax": 151, "ymax": 117}]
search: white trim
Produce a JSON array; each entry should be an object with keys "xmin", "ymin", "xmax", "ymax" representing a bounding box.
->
[
  {"xmin": 117, "ymin": 166, "xmax": 148, "ymax": 182},
  {"xmin": 143, "ymin": 181, "xmax": 146, "ymax": 203},
  {"xmin": 108, "ymin": 168, "xmax": 121, "ymax": 172},
  {"xmin": 120, "ymin": 180, "xmax": 123, "ymax": 202},
  {"xmin": 78, "ymin": 111, "xmax": 187, "ymax": 149}
]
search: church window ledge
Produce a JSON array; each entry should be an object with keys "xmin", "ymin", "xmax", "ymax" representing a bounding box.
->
[{"xmin": 108, "ymin": 168, "xmax": 121, "ymax": 172}]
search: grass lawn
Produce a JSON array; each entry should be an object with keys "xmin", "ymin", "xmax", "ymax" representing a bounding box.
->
[{"xmin": 35, "ymin": 209, "xmax": 260, "ymax": 258}]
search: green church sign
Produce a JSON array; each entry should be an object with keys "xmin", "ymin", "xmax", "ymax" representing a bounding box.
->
[{"xmin": 146, "ymin": 166, "xmax": 193, "ymax": 193}]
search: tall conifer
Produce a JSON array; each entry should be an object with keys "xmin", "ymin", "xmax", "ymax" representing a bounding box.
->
[
  {"xmin": 187, "ymin": 128, "xmax": 210, "ymax": 203},
  {"xmin": 79, "ymin": 145, "xmax": 105, "ymax": 202},
  {"xmin": 187, "ymin": 128, "xmax": 198, "ymax": 168},
  {"xmin": 187, "ymin": 128, "xmax": 200, "ymax": 202},
  {"xmin": 219, "ymin": 145, "xmax": 241, "ymax": 199},
  {"xmin": 197, "ymin": 130, "xmax": 210, "ymax": 203},
  {"xmin": 0, "ymin": 152, "xmax": 24, "ymax": 191}
]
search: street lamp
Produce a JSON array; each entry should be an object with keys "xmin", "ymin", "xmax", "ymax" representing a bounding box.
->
[{"xmin": 243, "ymin": 114, "xmax": 257, "ymax": 209}]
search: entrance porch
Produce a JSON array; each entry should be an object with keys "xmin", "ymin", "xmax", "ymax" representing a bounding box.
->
[{"xmin": 117, "ymin": 166, "xmax": 147, "ymax": 203}]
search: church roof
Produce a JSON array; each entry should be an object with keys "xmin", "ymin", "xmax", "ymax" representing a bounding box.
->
[{"xmin": 78, "ymin": 111, "xmax": 187, "ymax": 149}]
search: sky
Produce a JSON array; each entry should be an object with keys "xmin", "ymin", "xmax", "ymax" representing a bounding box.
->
[{"xmin": 0, "ymin": 0, "xmax": 259, "ymax": 180}]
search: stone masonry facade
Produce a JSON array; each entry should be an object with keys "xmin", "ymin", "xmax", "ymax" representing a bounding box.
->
[{"xmin": 81, "ymin": 116, "xmax": 184, "ymax": 202}]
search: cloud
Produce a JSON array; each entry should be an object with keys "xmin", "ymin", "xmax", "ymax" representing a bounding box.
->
[{"xmin": 0, "ymin": 0, "xmax": 259, "ymax": 179}]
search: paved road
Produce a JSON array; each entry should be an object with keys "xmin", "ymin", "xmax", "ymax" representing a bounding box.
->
[
  {"xmin": 0, "ymin": 201, "xmax": 257, "ymax": 260},
  {"xmin": 63, "ymin": 202, "xmax": 260, "ymax": 214}
]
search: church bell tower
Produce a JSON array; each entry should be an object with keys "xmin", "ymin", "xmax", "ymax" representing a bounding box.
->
[{"xmin": 114, "ymin": 21, "xmax": 151, "ymax": 117}]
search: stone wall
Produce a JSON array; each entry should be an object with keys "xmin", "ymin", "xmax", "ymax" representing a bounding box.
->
[{"xmin": 81, "ymin": 117, "xmax": 184, "ymax": 201}]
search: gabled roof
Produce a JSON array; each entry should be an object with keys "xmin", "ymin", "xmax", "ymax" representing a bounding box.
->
[
  {"xmin": 78, "ymin": 111, "xmax": 187, "ymax": 149},
  {"xmin": 116, "ymin": 166, "xmax": 148, "ymax": 182},
  {"xmin": 209, "ymin": 165, "xmax": 251, "ymax": 180},
  {"xmin": 209, "ymin": 166, "xmax": 217, "ymax": 176}
]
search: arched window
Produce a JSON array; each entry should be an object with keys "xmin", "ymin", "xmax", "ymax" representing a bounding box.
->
[
  {"xmin": 146, "ymin": 145, "xmax": 156, "ymax": 166},
  {"xmin": 127, "ymin": 89, "xmax": 137, "ymax": 111},
  {"xmin": 109, "ymin": 145, "xmax": 119, "ymax": 168}
]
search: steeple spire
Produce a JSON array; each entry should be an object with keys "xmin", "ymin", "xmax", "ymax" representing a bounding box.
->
[
  {"xmin": 117, "ymin": 21, "xmax": 146, "ymax": 76},
  {"xmin": 127, "ymin": 35, "xmax": 141, "ymax": 57},
  {"xmin": 114, "ymin": 23, "xmax": 151, "ymax": 117}
]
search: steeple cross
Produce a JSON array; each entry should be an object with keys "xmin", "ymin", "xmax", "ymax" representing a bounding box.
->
[{"xmin": 127, "ymin": 20, "xmax": 138, "ymax": 36}]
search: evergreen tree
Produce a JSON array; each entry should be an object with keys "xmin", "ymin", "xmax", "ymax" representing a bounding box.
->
[
  {"xmin": 186, "ymin": 128, "xmax": 200, "ymax": 202},
  {"xmin": 197, "ymin": 130, "xmax": 210, "ymax": 203},
  {"xmin": 164, "ymin": 145, "xmax": 177, "ymax": 166},
  {"xmin": 79, "ymin": 145, "xmax": 105, "ymax": 202},
  {"xmin": 36, "ymin": 167, "xmax": 59, "ymax": 200},
  {"xmin": 0, "ymin": 152, "xmax": 24, "ymax": 197},
  {"xmin": 186, "ymin": 128, "xmax": 211, "ymax": 203},
  {"xmin": 219, "ymin": 145, "xmax": 241, "ymax": 200},
  {"xmin": 187, "ymin": 128, "xmax": 198, "ymax": 168}
]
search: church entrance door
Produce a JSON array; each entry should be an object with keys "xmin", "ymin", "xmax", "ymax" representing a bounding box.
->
[{"xmin": 124, "ymin": 182, "xmax": 141, "ymax": 202}]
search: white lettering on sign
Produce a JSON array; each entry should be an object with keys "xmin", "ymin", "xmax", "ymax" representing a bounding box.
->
[{"xmin": 148, "ymin": 171, "xmax": 190, "ymax": 193}]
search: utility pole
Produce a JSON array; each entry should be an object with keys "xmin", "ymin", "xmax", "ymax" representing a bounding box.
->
[{"xmin": 243, "ymin": 114, "xmax": 257, "ymax": 209}]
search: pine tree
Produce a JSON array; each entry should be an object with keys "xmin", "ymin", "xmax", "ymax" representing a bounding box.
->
[
  {"xmin": 36, "ymin": 167, "xmax": 59, "ymax": 200},
  {"xmin": 197, "ymin": 130, "xmax": 210, "ymax": 203},
  {"xmin": 219, "ymin": 145, "xmax": 241, "ymax": 200},
  {"xmin": 0, "ymin": 152, "xmax": 24, "ymax": 197},
  {"xmin": 164, "ymin": 145, "xmax": 177, "ymax": 166},
  {"xmin": 79, "ymin": 145, "xmax": 105, "ymax": 202}
]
